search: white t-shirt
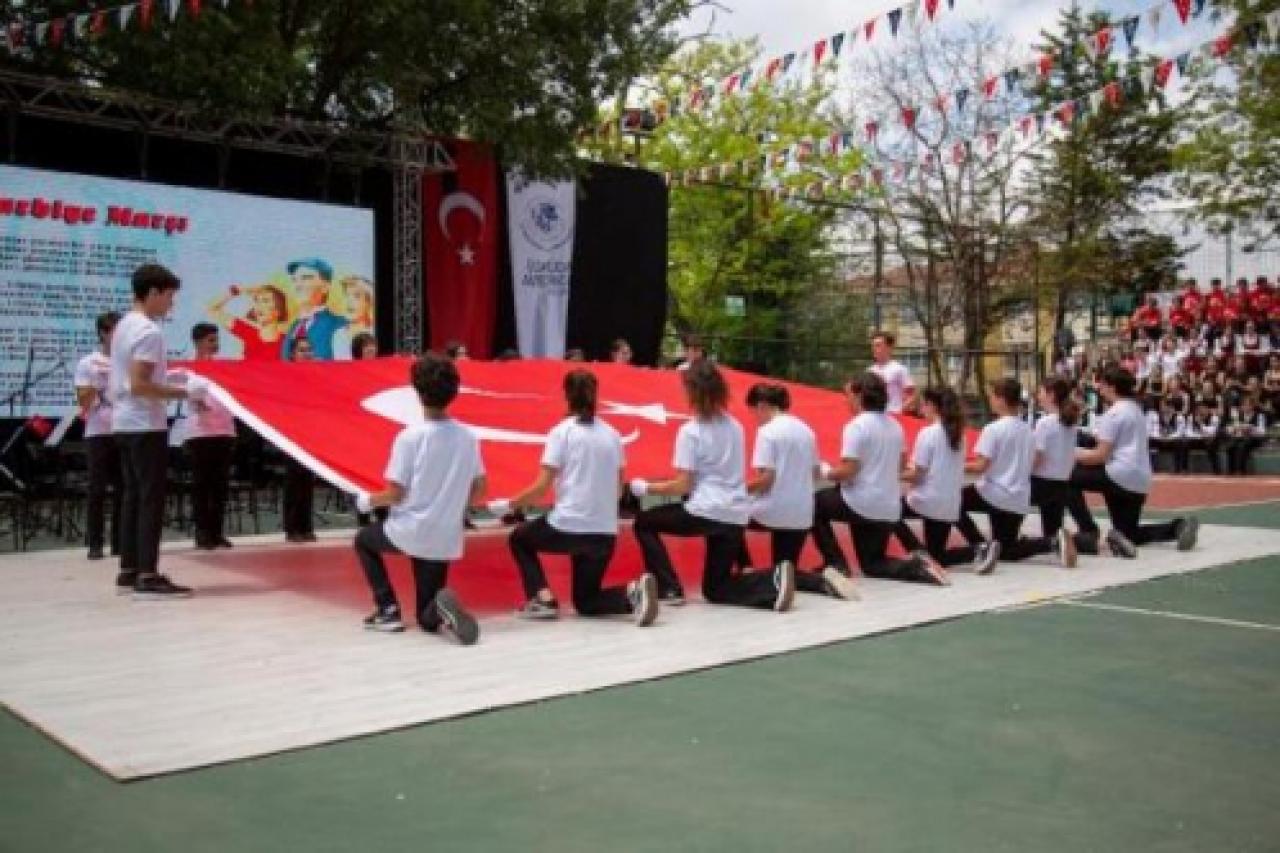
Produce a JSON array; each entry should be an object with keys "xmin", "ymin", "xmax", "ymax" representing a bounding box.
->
[
  {"xmin": 109, "ymin": 311, "xmax": 169, "ymax": 433},
  {"xmin": 974, "ymin": 416, "xmax": 1034, "ymax": 514},
  {"xmin": 906, "ymin": 421, "xmax": 964, "ymax": 523},
  {"xmin": 182, "ymin": 383, "xmax": 236, "ymax": 442},
  {"xmin": 749, "ymin": 413, "xmax": 817, "ymax": 530},
  {"xmin": 869, "ymin": 360, "xmax": 915, "ymax": 413},
  {"xmin": 1094, "ymin": 399, "xmax": 1153, "ymax": 495},
  {"xmin": 382, "ymin": 418, "xmax": 485, "ymax": 561},
  {"xmin": 1157, "ymin": 352, "xmax": 1182, "ymax": 377},
  {"xmin": 840, "ymin": 412, "xmax": 904, "ymax": 522},
  {"xmin": 73, "ymin": 351, "xmax": 113, "ymax": 439},
  {"xmin": 1033, "ymin": 413, "xmax": 1078, "ymax": 482},
  {"xmin": 542, "ymin": 416, "xmax": 624, "ymax": 535},
  {"xmin": 673, "ymin": 415, "xmax": 750, "ymax": 526}
]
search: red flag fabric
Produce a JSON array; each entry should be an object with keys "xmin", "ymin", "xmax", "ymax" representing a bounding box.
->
[
  {"xmin": 1037, "ymin": 52, "xmax": 1055, "ymax": 78},
  {"xmin": 182, "ymin": 358, "xmax": 956, "ymax": 498},
  {"xmin": 140, "ymin": 0, "xmax": 154, "ymax": 29},
  {"xmin": 423, "ymin": 140, "xmax": 500, "ymax": 358},
  {"xmin": 1091, "ymin": 26, "xmax": 1113, "ymax": 56},
  {"xmin": 983, "ymin": 76, "xmax": 999, "ymax": 99},
  {"xmin": 814, "ymin": 39, "xmax": 827, "ymax": 66},
  {"xmin": 864, "ymin": 19, "xmax": 876, "ymax": 41},
  {"xmin": 924, "ymin": 0, "xmax": 941, "ymax": 20},
  {"xmin": 1173, "ymin": 0, "xmax": 1192, "ymax": 25},
  {"xmin": 1154, "ymin": 58, "xmax": 1175, "ymax": 87},
  {"xmin": 901, "ymin": 106, "xmax": 917, "ymax": 130},
  {"xmin": 1212, "ymin": 32, "xmax": 1234, "ymax": 57}
]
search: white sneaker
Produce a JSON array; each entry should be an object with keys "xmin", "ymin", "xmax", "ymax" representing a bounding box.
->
[
  {"xmin": 1176, "ymin": 516, "xmax": 1199, "ymax": 552},
  {"xmin": 821, "ymin": 566, "xmax": 860, "ymax": 601},
  {"xmin": 1056, "ymin": 528, "xmax": 1078, "ymax": 569},
  {"xmin": 628, "ymin": 574, "xmax": 659, "ymax": 627},
  {"xmin": 773, "ymin": 561, "xmax": 796, "ymax": 612},
  {"xmin": 1106, "ymin": 528, "xmax": 1138, "ymax": 559},
  {"xmin": 974, "ymin": 541, "xmax": 1000, "ymax": 575},
  {"xmin": 913, "ymin": 552, "xmax": 951, "ymax": 586}
]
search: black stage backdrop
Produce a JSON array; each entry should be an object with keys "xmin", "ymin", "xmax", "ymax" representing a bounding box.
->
[{"xmin": 493, "ymin": 163, "xmax": 668, "ymax": 366}]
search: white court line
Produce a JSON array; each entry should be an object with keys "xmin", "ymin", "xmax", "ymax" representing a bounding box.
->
[{"xmin": 1058, "ymin": 599, "xmax": 1280, "ymax": 633}]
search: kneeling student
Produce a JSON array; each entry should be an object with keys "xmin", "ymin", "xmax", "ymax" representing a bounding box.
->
[
  {"xmin": 498, "ymin": 369, "xmax": 658, "ymax": 626},
  {"xmin": 353, "ymin": 352, "xmax": 484, "ymax": 644}
]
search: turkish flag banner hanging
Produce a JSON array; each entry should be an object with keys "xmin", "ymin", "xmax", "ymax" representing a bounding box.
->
[
  {"xmin": 182, "ymin": 358, "xmax": 948, "ymax": 499},
  {"xmin": 423, "ymin": 140, "xmax": 500, "ymax": 358}
]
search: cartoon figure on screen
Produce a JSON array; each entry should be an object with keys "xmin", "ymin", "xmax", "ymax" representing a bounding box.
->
[
  {"xmin": 281, "ymin": 257, "xmax": 349, "ymax": 361},
  {"xmin": 341, "ymin": 275, "xmax": 375, "ymax": 337},
  {"xmin": 206, "ymin": 284, "xmax": 290, "ymax": 360}
]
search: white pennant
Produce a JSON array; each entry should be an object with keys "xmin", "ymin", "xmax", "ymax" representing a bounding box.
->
[
  {"xmin": 74, "ymin": 14, "xmax": 90, "ymax": 39},
  {"xmin": 221, "ymin": 0, "xmax": 231, "ymax": 7},
  {"xmin": 1148, "ymin": 6, "xmax": 1163, "ymax": 36},
  {"xmin": 119, "ymin": 4, "xmax": 135, "ymax": 28},
  {"xmin": 907, "ymin": 0, "xmax": 922, "ymax": 26},
  {"xmin": 1089, "ymin": 89, "xmax": 1105, "ymax": 113},
  {"xmin": 34, "ymin": 22, "xmax": 48, "ymax": 43},
  {"xmin": 1267, "ymin": 10, "xmax": 1280, "ymax": 41},
  {"xmin": 168, "ymin": 0, "xmax": 181, "ymax": 22},
  {"xmin": 1140, "ymin": 65, "xmax": 1156, "ymax": 92}
]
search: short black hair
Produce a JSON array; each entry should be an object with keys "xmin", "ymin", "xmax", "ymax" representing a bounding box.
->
[
  {"xmin": 1101, "ymin": 366, "xmax": 1137, "ymax": 397},
  {"xmin": 745, "ymin": 382, "xmax": 790, "ymax": 410},
  {"xmin": 871, "ymin": 330, "xmax": 896, "ymax": 347},
  {"xmin": 989, "ymin": 377, "xmax": 1022, "ymax": 408},
  {"xmin": 96, "ymin": 311, "xmax": 121, "ymax": 337},
  {"xmin": 131, "ymin": 263, "xmax": 180, "ymax": 301},
  {"xmin": 191, "ymin": 322, "xmax": 218, "ymax": 343},
  {"xmin": 412, "ymin": 351, "xmax": 461, "ymax": 409},
  {"xmin": 563, "ymin": 369, "xmax": 598, "ymax": 422},
  {"xmin": 444, "ymin": 340, "xmax": 467, "ymax": 359},
  {"xmin": 854, "ymin": 371, "xmax": 888, "ymax": 412},
  {"xmin": 350, "ymin": 332, "xmax": 377, "ymax": 359}
]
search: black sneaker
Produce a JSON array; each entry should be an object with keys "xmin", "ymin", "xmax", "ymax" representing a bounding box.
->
[
  {"xmin": 1175, "ymin": 516, "xmax": 1199, "ymax": 552},
  {"xmin": 363, "ymin": 607, "xmax": 405, "ymax": 633},
  {"xmin": 115, "ymin": 572, "xmax": 137, "ymax": 595},
  {"xmin": 87, "ymin": 547, "xmax": 105, "ymax": 561},
  {"xmin": 216, "ymin": 537, "xmax": 234, "ymax": 550},
  {"xmin": 132, "ymin": 574, "xmax": 194, "ymax": 600},
  {"xmin": 973, "ymin": 541, "xmax": 1000, "ymax": 575},
  {"xmin": 433, "ymin": 589, "xmax": 479, "ymax": 646},
  {"xmin": 911, "ymin": 551, "xmax": 951, "ymax": 586},
  {"xmin": 514, "ymin": 598, "xmax": 560, "ymax": 620},
  {"xmin": 658, "ymin": 588, "xmax": 686, "ymax": 607},
  {"xmin": 628, "ymin": 574, "xmax": 659, "ymax": 627},
  {"xmin": 1106, "ymin": 528, "xmax": 1138, "ymax": 559}
]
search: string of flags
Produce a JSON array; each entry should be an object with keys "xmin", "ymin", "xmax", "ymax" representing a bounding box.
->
[
  {"xmin": 667, "ymin": 0, "xmax": 1224, "ymax": 119},
  {"xmin": 2, "ymin": 0, "xmax": 252, "ymax": 52},
  {"xmin": 650, "ymin": 21, "xmax": 1276, "ymax": 203}
]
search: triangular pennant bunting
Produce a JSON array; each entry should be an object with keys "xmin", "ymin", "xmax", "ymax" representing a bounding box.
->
[
  {"xmin": 865, "ymin": 121, "xmax": 879, "ymax": 141},
  {"xmin": 1212, "ymin": 32, "xmax": 1233, "ymax": 58},
  {"xmin": 901, "ymin": 106, "xmax": 917, "ymax": 130},
  {"xmin": 1154, "ymin": 58, "xmax": 1175, "ymax": 88},
  {"xmin": 1267, "ymin": 10, "xmax": 1280, "ymax": 42},
  {"xmin": 924, "ymin": 0, "xmax": 941, "ymax": 21},
  {"xmin": 983, "ymin": 76, "xmax": 999, "ymax": 99},
  {"xmin": 955, "ymin": 87, "xmax": 969, "ymax": 113},
  {"xmin": 1121, "ymin": 16, "xmax": 1140, "ymax": 49},
  {"xmin": 831, "ymin": 32, "xmax": 845, "ymax": 57},
  {"xmin": 1104, "ymin": 80, "xmax": 1123, "ymax": 107},
  {"xmin": 1175, "ymin": 51, "xmax": 1191, "ymax": 75},
  {"xmin": 1148, "ymin": 6, "xmax": 1163, "ymax": 35},
  {"xmin": 814, "ymin": 39, "xmax": 827, "ymax": 66},
  {"xmin": 865, "ymin": 19, "xmax": 877, "ymax": 41},
  {"xmin": 1140, "ymin": 64, "xmax": 1157, "ymax": 92},
  {"xmin": 1173, "ymin": 0, "xmax": 1191, "ymax": 25},
  {"xmin": 888, "ymin": 9, "xmax": 903, "ymax": 38}
]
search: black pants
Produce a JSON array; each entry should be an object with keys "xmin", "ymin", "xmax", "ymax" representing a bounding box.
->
[
  {"xmin": 85, "ymin": 435, "xmax": 122, "ymax": 555},
  {"xmin": 115, "ymin": 431, "xmax": 168, "ymax": 574},
  {"xmin": 187, "ymin": 436, "xmax": 234, "ymax": 545},
  {"xmin": 810, "ymin": 487, "xmax": 925, "ymax": 583},
  {"xmin": 354, "ymin": 521, "xmax": 449, "ymax": 629},
  {"xmin": 509, "ymin": 516, "xmax": 631, "ymax": 616},
  {"xmin": 734, "ymin": 520, "xmax": 826, "ymax": 594},
  {"xmin": 1066, "ymin": 464, "xmax": 1178, "ymax": 550},
  {"xmin": 633, "ymin": 503, "xmax": 776, "ymax": 608},
  {"xmin": 893, "ymin": 500, "xmax": 953, "ymax": 565},
  {"xmin": 1226, "ymin": 438, "xmax": 1265, "ymax": 474},
  {"xmin": 949, "ymin": 485, "xmax": 1047, "ymax": 564},
  {"xmin": 283, "ymin": 457, "xmax": 314, "ymax": 535},
  {"xmin": 1176, "ymin": 437, "xmax": 1221, "ymax": 474}
]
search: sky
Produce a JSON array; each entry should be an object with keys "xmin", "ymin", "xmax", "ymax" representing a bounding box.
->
[{"xmin": 674, "ymin": 0, "xmax": 1219, "ymax": 69}]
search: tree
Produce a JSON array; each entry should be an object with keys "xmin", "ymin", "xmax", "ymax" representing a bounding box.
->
[
  {"xmin": 2, "ymin": 0, "xmax": 695, "ymax": 173},
  {"xmin": 849, "ymin": 20, "xmax": 1036, "ymax": 394},
  {"xmin": 1024, "ymin": 7, "xmax": 1183, "ymax": 340},
  {"xmin": 594, "ymin": 39, "xmax": 869, "ymax": 376},
  {"xmin": 1174, "ymin": 0, "xmax": 1279, "ymax": 244}
]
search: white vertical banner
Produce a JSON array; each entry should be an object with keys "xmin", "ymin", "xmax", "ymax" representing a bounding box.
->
[{"xmin": 505, "ymin": 173, "xmax": 576, "ymax": 358}]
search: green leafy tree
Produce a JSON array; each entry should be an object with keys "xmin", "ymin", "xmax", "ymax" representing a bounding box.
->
[
  {"xmin": 2, "ymin": 0, "xmax": 695, "ymax": 173},
  {"xmin": 1024, "ymin": 7, "xmax": 1184, "ymax": 339},
  {"xmin": 1174, "ymin": 0, "xmax": 1279, "ymax": 243}
]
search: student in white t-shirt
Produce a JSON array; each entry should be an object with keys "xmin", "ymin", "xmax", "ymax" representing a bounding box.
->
[
  {"xmin": 733, "ymin": 383, "xmax": 857, "ymax": 600},
  {"xmin": 868, "ymin": 331, "xmax": 917, "ymax": 414},
  {"xmin": 944, "ymin": 378, "xmax": 1036, "ymax": 572},
  {"xmin": 812, "ymin": 372, "xmax": 945, "ymax": 585},
  {"xmin": 496, "ymin": 369, "xmax": 658, "ymax": 627},
  {"xmin": 352, "ymin": 353, "xmax": 485, "ymax": 644},
  {"xmin": 74, "ymin": 311, "xmax": 123, "ymax": 562},
  {"xmin": 110, "ymin": 264, "xmax": 205, "ymax": 599},
  {"xmin": 183, "ymin": 322, "xmax": 238, "ymax": 551},
  {"xmin": 893, "ymin": 387, "xmax": 965, "ymax": 569},
  {"xmin": 630, "ymin": 361, "xmax": 796, "ymax": 611},
  {"xmin": 1068, "ymin": 366, "xmax": 1199, "ymax": 558}
]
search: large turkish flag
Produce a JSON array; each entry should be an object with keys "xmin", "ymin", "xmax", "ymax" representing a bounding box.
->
[{"xmin": 183, "ymin": 358, "xmax": 946, "ymax": 498}]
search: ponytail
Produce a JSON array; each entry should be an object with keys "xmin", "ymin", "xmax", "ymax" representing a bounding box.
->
[
  {"xmin": 563, "ymin": 369, "xmax": 597, "ymax": 423},
  {"xmin": 1046, "ymin": 377, "xmax": 1080, "ymax": 427},
  {"xmin": 925, "ymin": 387, "xmax": 965, "ymax": 453}
]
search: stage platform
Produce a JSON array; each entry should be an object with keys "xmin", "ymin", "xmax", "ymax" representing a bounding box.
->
[{"xmin": 2, "ymin": 521, "xmax": 1277, "ymax": 781}]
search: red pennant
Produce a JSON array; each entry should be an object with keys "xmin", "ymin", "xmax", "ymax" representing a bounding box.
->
[
  {"xmin": 1057, "ymin": 101, "xmax": 1076, "ymax": 125},
  {"xmin": 901, "ymin": 106, "xmax": 917, "ymax": 130},
  {"xmin": 933, "ymin": 93, "xmax": 949, "ymax": 114},
  {"xmin": 985, "ymin": 131, "xmax": 999, "ymax": 153},
  {"xmin": 724, "ymin": 74, "xmax": 739, "ymax": 95},
  {"xmin": 1019, "ymin": 115, "xmax": 1035, "ymax": 137},
  {"xmin": 871, "ymin": 168, "xmax": 885, "ymax": 186},
  {"xmin": 1155, "ymin": 58, "xmax": 1175, "ymax": 88},
  {"xmin": 1173, "ymin": 0, "xmax": 1192, "ymax": 25},
  {"xmin": 49, "ymin": 18, "xmax": 65, "ymax": 48},
  {"xmin": 91, "ymin": 10, "xmax": 108, "ymax": 36},
  {"xmin": 1038, "ymin": 52, "xmax": 1055, "ymax": 78},
  {"xmin": 952, "ymin": 141, "xmax": 967, "ymax": 164},
  {"xmin": 1092, "ymin": 26, "xmax": 1113, "ymax": 56},
  {"xmin": 1104, "ymin": 81, "xmax": 1123, "ymax": 107},
  {"xmin": 1213, "ymin": 32, "xmax": 1234, "ymax": 57},
  {"xmin": 140, "ymin": 0, "xmax": 155, "ymax": 30},
  {"xmin": 814, "ymin": 39, "xmax": 828, "ymax": 66},
  {"xmin": 983, "ymin": 76, "xmax": 999, "ymax": 99},
  {"xmin": 766, "ymin": 57, "xmax": 782, "ymax": 81},
  {"xmin": 924, "ymin": 0, "xmax": 942, "ymax": 20},
  {"xmin": 865, "ymin": 120, "xmax": 879, "ymax": 141},
  {"xmin": 189, "ymin": 0, "xmax": 202, "ymax": 18},
  {"xmin": 864, "ymin": 19, "xmax": 876, "ymax": 41}
]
